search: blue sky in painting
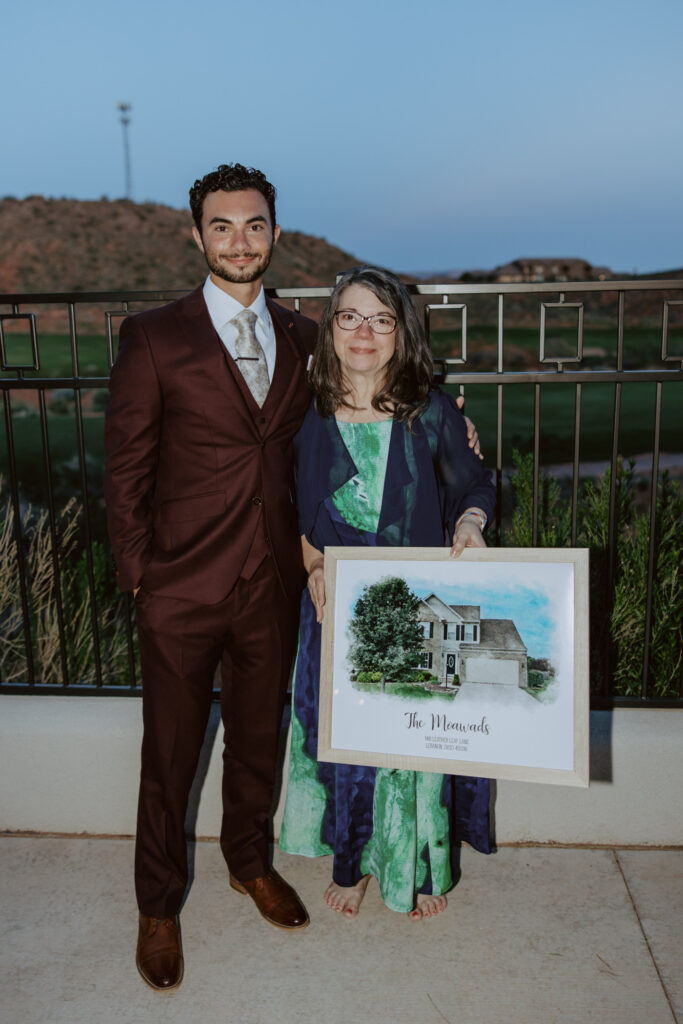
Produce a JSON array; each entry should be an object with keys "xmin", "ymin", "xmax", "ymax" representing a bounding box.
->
[
  {"xmin": 414, "ymin": 579, "xmax": 554, "ymax": 660},
  {"xmin": 349, "ymin": 574, "xmax": 555, "ymax": 661}
]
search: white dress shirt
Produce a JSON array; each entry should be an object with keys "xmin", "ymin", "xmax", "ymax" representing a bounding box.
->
[{"xmin": 202, "ymin": 275, "xmax": 277, "ymax": 380}]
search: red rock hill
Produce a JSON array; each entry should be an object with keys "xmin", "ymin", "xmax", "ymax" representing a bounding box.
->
[{"xmin": 0, "ymin": 196, "xmax": 361, "ymax": 294}]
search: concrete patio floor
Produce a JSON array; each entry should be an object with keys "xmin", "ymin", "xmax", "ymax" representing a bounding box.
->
[{"xmin": 1, "ymin": 836, "xmax": 680, "ymax": 1024}]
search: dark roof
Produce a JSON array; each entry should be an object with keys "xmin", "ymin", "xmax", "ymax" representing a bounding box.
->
[
  {"xmin": 513, "ymin": 257, "xmax": 591, "ymax": 268},
  {"xmin": 493, "ymin": 262, "xmax": 522, "ymax": 276},
  {"xmin": 419, "ymin": 597, "xmax": 481, "ymax": 622},
  {"xmin": 450, "ymin": 605, "xmax": 481, "ymax": 623},
  {"xmin": 461, "ymin": 619, "xmax": 526, "ymax": 653}
]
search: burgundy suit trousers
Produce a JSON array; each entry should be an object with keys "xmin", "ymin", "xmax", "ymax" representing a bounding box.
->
[{"xmin": 134, "ymin": 556, "xmax": 299, "ymax": 918}]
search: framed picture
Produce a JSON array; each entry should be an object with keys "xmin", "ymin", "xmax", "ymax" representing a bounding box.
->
[{"xmin": 318, "ymin": 547, "xmax": 589, "ymax": 787}]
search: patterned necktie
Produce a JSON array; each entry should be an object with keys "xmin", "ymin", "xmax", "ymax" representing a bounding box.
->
[{"xmin": 231, "ymin": 309, "xmax": 270, "ymax": 407}]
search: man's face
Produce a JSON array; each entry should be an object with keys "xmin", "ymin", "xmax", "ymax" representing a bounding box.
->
[{"xmin": 192, "ymin": 189, "xmax": 280, "ymax": 287}]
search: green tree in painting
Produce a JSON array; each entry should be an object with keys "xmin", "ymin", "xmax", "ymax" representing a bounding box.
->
[{"xmin": 348, "ymin": 577, "xmax": 424, "ymax": 681}]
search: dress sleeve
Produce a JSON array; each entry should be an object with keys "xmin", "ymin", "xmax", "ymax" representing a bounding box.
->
[
  {"xmin": 293, "ymin": 406, "xmax": 319, "ymax": 542},
  {"xmin": 431, "ymin": 390, "xmax": 496, "ymax": 536}
]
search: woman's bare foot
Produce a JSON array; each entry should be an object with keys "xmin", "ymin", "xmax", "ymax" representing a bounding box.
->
[
  {"xmin": 324, "ymin": 875, "xmax": 370, "ymax": 917},
  {"xmin": 408, "ymin": 893, "xmax": 448, "ymax": 920}
]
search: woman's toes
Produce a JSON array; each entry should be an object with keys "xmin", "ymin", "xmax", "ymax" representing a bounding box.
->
[
  {"xmin": 414, "ymin": 893, "xmax": 448, "ymax": 919},
  {"xmin": 323, "ymin": 877, "xmax": 370, "ymax": 917}
]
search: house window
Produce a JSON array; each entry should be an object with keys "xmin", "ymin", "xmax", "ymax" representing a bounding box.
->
[
  {"xmin": 447, "ymin": 624, "xmax": 463, "ymax": 641},
  {"xmin": 419, "ymin": 653, "xmax": 433, "ymax": 669},
  {"xmin": 421, "ymin": 622, "xmax": 434, "ymax": 638}
]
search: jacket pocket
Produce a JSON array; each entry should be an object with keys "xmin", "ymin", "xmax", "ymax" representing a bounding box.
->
[{"xmin": 159, "ymin": 490, "xmax": 226, "ymax": 523}]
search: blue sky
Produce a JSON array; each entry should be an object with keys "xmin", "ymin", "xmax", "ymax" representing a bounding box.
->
[{"xmin": 3, "ymin": 0, "xmax": 681, "ymax": 274}]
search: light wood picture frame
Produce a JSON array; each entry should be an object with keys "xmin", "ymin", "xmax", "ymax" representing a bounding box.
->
[{"xmin": 318, "ymin": 547, "xmax": 590, "ymax": 787}]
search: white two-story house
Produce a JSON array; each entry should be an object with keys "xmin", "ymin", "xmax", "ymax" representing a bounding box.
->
[{"xmin": 417, "ymin": 594, "xmax": 528, "ymax": 688}]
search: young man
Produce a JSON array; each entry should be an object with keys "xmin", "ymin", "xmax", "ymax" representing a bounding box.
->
[{"xmin": 105, "ymin": 164, "xmax": 317, "ymax": 990}]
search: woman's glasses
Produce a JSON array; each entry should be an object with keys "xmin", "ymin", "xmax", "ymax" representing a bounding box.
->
[{"xmin": 334, "ymin": 310, "xmax": 397, "ymax": 335}]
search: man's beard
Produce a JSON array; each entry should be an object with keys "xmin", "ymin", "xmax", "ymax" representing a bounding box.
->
[{"xmin": 205, "ymin": 245, "xmax": 274, "ymax": 285}]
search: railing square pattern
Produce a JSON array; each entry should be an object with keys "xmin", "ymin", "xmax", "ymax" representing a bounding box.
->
[
  {"xmin": 662, "ymin": 301, "xmax": 683, "ymax": 365},
  {"xmin": 424, "ymin": 303, "xmax": 468, "ymax": 364},
  {"xmin": 0, "ymin": 313, "xmax": 39, "ymax": 371},
  {"xmin": 539, "ymin": 302, "xmax": 584, "ymax": 367}
]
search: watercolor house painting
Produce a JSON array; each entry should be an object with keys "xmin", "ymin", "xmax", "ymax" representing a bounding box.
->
[{"xmin": 417, "ymin": 593, "xmax": 528, "ymax": 688}]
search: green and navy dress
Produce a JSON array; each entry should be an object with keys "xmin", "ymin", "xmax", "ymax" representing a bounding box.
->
[{"xmin": 279, "ymin": 390, "xmax": 496, "ymax": 913}]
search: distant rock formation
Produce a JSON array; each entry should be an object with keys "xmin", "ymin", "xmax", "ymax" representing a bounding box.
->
[{"xmin": 0, "ymin": 195, "xmax": 361, "ymax": 294}]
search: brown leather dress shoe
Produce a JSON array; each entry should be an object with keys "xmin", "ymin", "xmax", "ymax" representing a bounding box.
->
[
  {"xmin": 229, "ymin": 868, "xmax": 310, "ymax": 930},
  {"xmin": 136, "ymin": 914, "xmax": 184, "ymax": 990}
]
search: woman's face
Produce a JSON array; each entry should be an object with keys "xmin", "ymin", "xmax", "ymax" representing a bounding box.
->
[{"xmin": 332, "ymin": 284, "xmax": 397, "ymax": 384}]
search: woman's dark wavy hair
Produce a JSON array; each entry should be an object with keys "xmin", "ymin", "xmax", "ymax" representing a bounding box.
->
[
  {"xmin": 189, "ymin": 163, "xmax": 277, "ymax": 231},
  {"xmin": 310, "ymin": 266, "xmax": 434, "ymax": 428}
]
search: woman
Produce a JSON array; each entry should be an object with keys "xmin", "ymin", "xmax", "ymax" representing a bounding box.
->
[{"xmin": 279, "ymin": 267, "xmax": 496, "ymax": 920}]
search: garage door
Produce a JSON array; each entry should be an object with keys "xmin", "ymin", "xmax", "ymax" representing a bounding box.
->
[{"xmin": 464, "ymin": 657, "xmax": 519, "ymax": 685}]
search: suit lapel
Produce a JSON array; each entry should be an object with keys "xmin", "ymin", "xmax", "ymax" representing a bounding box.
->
[
  {"xmin": 172, "ymin": 289, "xmax": 310, "ymax": 432},
  {"xmin": 261, "ymin": 300, "xmax": 310, "ymax": 431},
  {"xmin": 173, "ymin": 286, "xmax": 261, "ymax": 429}
]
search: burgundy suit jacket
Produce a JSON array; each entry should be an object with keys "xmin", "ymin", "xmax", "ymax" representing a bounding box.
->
[{"xmin": 104, "ymin": 285, "xmax": 317, "ymax": 604}]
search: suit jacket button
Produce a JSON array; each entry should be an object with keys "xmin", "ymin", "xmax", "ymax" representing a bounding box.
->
[{"xmin": 251, "ymin": 496, "xmax": 262, "ymax": 506}]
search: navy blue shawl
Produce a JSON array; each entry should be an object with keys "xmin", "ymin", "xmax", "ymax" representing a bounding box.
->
[{"xmin": 295, "ymin": 388, "xmax": 496, "ymax": 550}]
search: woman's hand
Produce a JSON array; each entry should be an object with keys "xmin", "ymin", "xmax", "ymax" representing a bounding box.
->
[
  {"xmin": 302, "ymin": 534, "xmax": 326, "ymax": 622},
  {"xmin": 450, "ymin": 519, "xmax": 487, "ymax": 558},
  {"xmin": 307, "ymin": 559, "xmax": 326, "ymax": 623},
  {"xmin": 455, "ymin": 395, "xmax": 482, "ymax": 459}
]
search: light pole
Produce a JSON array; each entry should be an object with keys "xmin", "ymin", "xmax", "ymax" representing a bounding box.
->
[{"xmin": 117, "ymin": 102, "xmax": 133, "ymax": 200}]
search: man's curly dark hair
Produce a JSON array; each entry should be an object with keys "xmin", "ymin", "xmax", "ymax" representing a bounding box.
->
[{"xmin": 189, "ymin": 163, "xmax": 277, "ymax": 232}]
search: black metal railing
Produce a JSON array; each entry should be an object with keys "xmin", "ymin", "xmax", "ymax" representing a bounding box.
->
[{"xmin": 1, "ymin": 280, "xmax": 682, "ymax": 704}]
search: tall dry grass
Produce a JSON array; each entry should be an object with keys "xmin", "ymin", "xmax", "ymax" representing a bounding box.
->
[{"xmin": 0, "ymin": 477, "xmax": 134, "ymax": 685}]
